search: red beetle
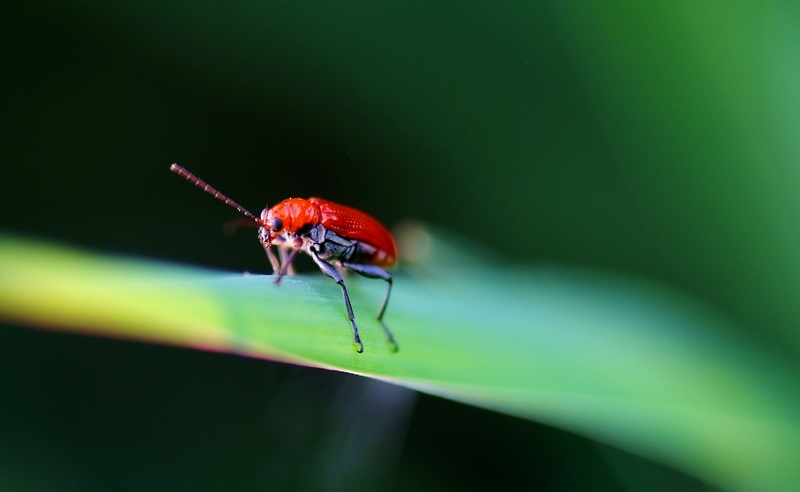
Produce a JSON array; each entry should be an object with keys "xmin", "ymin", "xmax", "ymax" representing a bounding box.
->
[{"xmin": 170, "ymin": 164, "xmax": 397, "ymax": 353}]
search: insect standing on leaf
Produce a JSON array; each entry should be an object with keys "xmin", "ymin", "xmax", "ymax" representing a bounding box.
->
[{"xmin": 169, "ymin": 163, "xmax": 398, "ymax": 353}]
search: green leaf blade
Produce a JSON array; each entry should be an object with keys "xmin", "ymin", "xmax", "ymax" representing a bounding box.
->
[{"xmin": 1, "ymin": 231, "xmax": 798, "ymax": 491}]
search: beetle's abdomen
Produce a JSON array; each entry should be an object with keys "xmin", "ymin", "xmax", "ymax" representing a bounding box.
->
[{"xmin": 310, "ymin": 198, "xmax": 397, "ymax": 267}]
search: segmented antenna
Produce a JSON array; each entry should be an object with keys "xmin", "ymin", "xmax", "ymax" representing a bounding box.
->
[{"xmin": 170, "ymin": 164, "xmax": 258, "ymax": 221}]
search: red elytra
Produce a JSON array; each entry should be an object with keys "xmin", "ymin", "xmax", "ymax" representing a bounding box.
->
[{"xmin": 170, "ymin": 164, "xmax": 398, "ymax": 354}]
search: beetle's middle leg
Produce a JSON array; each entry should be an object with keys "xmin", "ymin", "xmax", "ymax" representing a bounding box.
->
[
  {"xmin": 309, "ymin": 250, "xmax": 364, "ymax": 353},
  {"xmin": 341, "ymin": 262, "xmax": 397, "ymax": 352}
]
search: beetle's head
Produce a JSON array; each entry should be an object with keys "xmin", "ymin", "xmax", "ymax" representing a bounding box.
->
[{"xmin": 259, "ymin": 205, "xmax": 287, "ymax": 244}]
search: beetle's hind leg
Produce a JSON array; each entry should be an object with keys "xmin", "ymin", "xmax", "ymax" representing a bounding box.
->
[{"xmin": 341, "ymin": 262, "xmax": 397, "ymax": 352}]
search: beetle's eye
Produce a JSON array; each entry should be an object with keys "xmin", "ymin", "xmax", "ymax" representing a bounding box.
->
[{"xmin": 271, "ymin": 218, "xmax": 283, "ymax": 232}]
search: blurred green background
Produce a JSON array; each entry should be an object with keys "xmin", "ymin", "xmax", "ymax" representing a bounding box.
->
[{"xmin": 3, "ymin": 1, "xmax": 800, "ymax": 490}]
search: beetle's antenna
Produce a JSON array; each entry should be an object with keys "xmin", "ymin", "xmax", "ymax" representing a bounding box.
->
[{"xmin": 170, "ymin": 164, "xmax": 259, "ymax": 221}]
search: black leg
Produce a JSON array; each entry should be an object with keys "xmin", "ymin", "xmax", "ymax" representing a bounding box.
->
[
  {"xmin": 275, "ymin": 238, "xmax": 302, "ymax": 284},
  {"xmin": 310, "ymin": 251, "xmax": 364, "ymax": 353},
  {"xmin": 279, "ymin": 247, "xmax": 295, "ymax": 275},
  {"xmin": 341, "ymin": 262, "xmax": 397, "ymax": 352},
  {"xmin": 261, "ymin": 242, "xmax": 281, "ymax": 273},
  {"xmin": 275, "ymin": 247, "xmax": 299, "ymax": 284}
]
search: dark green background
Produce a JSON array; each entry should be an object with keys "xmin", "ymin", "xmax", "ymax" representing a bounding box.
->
[{"xmin": 4, "ymin": 1, "xmax": 798, "ymax": 490}]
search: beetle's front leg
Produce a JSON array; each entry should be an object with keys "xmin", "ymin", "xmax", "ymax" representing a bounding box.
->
[
  {"xmin": 278, "ymin": 246, "xmax": 295, "ymax": 276},
  {"xmin": 309, "ymin": 249, "xmax": 364, "ymax": 353},
  {"xmin": 275, "ymin": 238, "xmax": 302, "ymax": 284},
  {"xmin": 258, "ymin": 229, "xmax": 281, "ymax": 273}
]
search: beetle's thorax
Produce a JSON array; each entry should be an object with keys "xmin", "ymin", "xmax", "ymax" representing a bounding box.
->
[{"xmin": 260, "ymin": 198, "xmax": 321, "ymax": 236}]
